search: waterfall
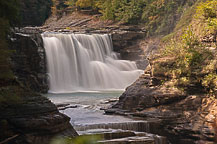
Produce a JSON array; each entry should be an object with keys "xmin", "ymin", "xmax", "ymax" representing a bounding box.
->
[{"xmin": 42, "ymin": 33, "xmax": 142, "ymax": 93}]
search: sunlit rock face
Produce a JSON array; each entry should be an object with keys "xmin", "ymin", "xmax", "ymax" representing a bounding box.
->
[{"xmin": 42, "ymin": 33, "xmax": 143, "ymax": 93}]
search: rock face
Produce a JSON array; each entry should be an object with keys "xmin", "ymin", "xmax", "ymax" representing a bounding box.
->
[
  {"xmin": 0, "ymin": 87, "xmax": 78, "ymax": 144},
  {"xmin": 106, "ymin": 73, "xmax": 217, "ymax": 144},
  {"xmin": 9, "ymin": 28, "xmax": 48, "ymax": 93},
  {"xmin": 42, "ymin": 11, "xmax": 148, "ymax": 68},
  {"xmin": 112, "ymin": 74, "xmax": 187, "ymax": 111},
  {"xmin": 19, "ymin": 0, "xmax": 52, "ymax": 26},
  {"xmin": 8, "ymin": 26, "xmax": 148, "ymax": 93},
  {"xmin": 111, "ymin": 29, "xmax": 145, "ymax": 60},
  {"xmin": 110, "ymin": 27, "xmax": 151, "ymax": 70}
]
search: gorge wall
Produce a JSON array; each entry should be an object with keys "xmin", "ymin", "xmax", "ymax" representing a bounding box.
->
[
  {"xmin": 0, "ymin": 87, "xmax": 78, "ymax": 144},
  {"xmin": 4, "ymin": 27, "xmax": 147, "ymax": 143},
  {"xmin": 9, "ymin": 26, "xmax": 147, "ymax": 93},
  {"xmin": 10, "ymin": 29, "xmax": 48, "ymax": 93},
  {"xmin": 0, "ymin": 1, "xmax": 79, "ymax": 143},
  {"xmin": 1, "ymin": 29, "xmax": 78, "ymax": 144},
  {"xmin": 106, "ymin": 57, "xmax": 216, "ymax": 144}
]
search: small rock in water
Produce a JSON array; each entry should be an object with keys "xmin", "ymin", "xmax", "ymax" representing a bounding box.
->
[
  {"xmin": 58, "ymin": 104, "xmax": 78, "ymax": 110},
  {"xmin": 56, "ymin": 103, "xmax": 70, "ymax": 108}
]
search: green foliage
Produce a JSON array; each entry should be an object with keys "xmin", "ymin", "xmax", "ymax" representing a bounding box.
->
[
  {"xmin": 96, "ymin": 0, "xmax": 116, "ymax": 20},
  {"xmin": 65, "ymin": 0, "xmax": 77, "ymax": 7},
  {"xmin": 174, "ymin": 4, "xmax": 196, "ymax": 32},
  {"xmin": 0, "ymin": 0, "xmax": 19, "ymax": 25},
  {"xmin": 64, "ymin": 0, "xmax": 145, "ymax": 24},
  {"xmin": 94, "ymin": 0, "xmax": 145, "ymax": 24},
  {"xmin": 156, "ymin": 25, "xmax": 217, "ymax": 95},
  {"xmin": 0, "ymin": 19, "xmax": 13, "ymax": 81},
  {"xmin": 157, "ymin": 0, "xmax": 217, "ymax": 96},
  {"xmin": 115, "ymin": 0, "xmax": 145, "ymax": 24},
  {"xmin": 0, "ymin": 0, "xmax": 19, "ymax": 104},
  {"xmin": 51, "ymin": 135, "xmax": 101, "ymax": 144},
  {"xmin": 76, "ymin": 0, "xmax": 96, "ymax": 9},
  {"xmin": 64, "ymin": 0, "xmax": 97, "ymax": 10},
  {"xmin": 195, "ymin": 0, "xmax": 217, "ymax": 34},
  {"xmin": 202, "ymin": 73, "xmax": 217, "ymax": 93},
  {"xmin": 0, "ymin": 0, "xmax": 19, "ymax": 82},
  {"xmin": 63, "ymin": 0, "xmax": 198, "ymax": 27},
  {"xmin": 0, "ymin": 86, "xmax": 24, "ymax": 105},
  {"xmin": 142, "ymin": 0, "xmax": 197, "ymax": 35}
]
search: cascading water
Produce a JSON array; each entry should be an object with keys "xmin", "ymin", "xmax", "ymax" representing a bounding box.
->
[{"xmin": 42, "ymin": 33, "xmax": 142, "ymax": 93}]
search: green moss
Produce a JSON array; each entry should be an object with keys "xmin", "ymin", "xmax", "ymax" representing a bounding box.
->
[
  {"xmin": 0, "ymin": 0, "xmax": 19, "ymax": 82},
  {"xmin": 0, "ymin": 86, "xmax": 25, "ymax": 105},
  {"xmin": 0, "ymin": 1, "xmax": 24, "ymax": 106},
  {"xmin": 51, "ymin": 135, "xmax": 102, "ymax": 144},
  {"xmin": 0, "ymin": 19, "xmax": 14, "ymax": 82}
]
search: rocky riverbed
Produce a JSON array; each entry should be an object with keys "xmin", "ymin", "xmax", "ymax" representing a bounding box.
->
[{"xmin": 46, "ymin": 92, "xmax": 168, "ymax": 144}]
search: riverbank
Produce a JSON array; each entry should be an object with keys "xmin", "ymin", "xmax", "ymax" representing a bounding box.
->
[{"xmin": 45, "ymin": 91, "xmax": 168, "ymax": 144}]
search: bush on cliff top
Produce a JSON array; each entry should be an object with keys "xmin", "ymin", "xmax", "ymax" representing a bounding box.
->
[
  {"xmin": 153, "ymin": 0, "xmax": 217, "ymax": 96},
  {"xmin": 62, "ymin": 0, "xmax": 198, "ymax": 34},
  {"xmin": 63, "ymin": 0, "xmax": 145, "ymax": 24}
]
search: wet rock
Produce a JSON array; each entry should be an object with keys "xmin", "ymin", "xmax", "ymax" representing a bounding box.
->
[
  {"xmin": 9, "ymin": 29, "xmax": 48, "ymax": 93},
  {"xmin": 76, "ymin": 123, "xmax": 167, "ymax": 144},
  {"xmin": 58, "ymin": 105, "xmax": 78, "ymax": 110}
]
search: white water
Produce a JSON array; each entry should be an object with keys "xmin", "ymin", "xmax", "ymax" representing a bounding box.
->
[{"xmin": 42, "ymin": 33, "xmax": 142, "ymax": 93}]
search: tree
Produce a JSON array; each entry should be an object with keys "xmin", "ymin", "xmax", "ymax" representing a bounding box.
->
[
  {"xmin": 76, "ymin": 0, "xmax": 96, "ymax": 9},
  {"xmin": 0, "ymin": 0, "xmax": 19, "ymax": 81}
]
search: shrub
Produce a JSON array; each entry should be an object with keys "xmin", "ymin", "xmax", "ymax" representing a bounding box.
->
[
  {"xmin": 76, "ymin": 0, "xmax": 96, "ymax": 9},
  {"xmin": 195, "ymin": 0, "xmax": 217, "ymax": 34},
  {"xmin": 96, "ymin": 0, "xmax": 145, "ymax": 24},
  {"xmin": 155, "ymin": 26, "xmax": 215, "ymax": 94},
  {"xmin": 141, "ymin": 0, "xmax": 196, "ymax": 35}
]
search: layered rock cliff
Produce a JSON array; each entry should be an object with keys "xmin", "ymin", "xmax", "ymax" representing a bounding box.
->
[
  {"xmin": 107, "ymin": 73, "xmax": 216, "ymax": 143},
  {"xmin": 9, "ymin": 29, "xmax": 48, "ymax": 93},
  {"xmin": 105, "ymin": 31, "xmax": 217, "ymax": 144},
  {"xmin": 0, "ymin": 86, "xmax": 78, "ymax": 144},
  {"xmin": 0, "ymin": 28, "xmax": 78, "ymax": 143}
]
